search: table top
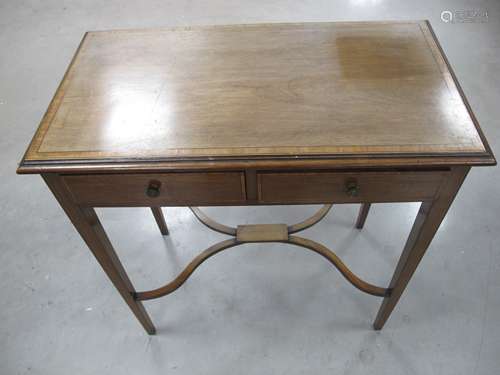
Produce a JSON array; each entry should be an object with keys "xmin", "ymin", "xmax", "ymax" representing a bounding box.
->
[{"xmin": 18, "ymin": 21, "xmax": 495, "ymax": 173}]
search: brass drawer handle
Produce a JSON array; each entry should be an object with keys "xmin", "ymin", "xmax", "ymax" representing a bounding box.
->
[
  {"xmin": 146, "ymin": 180, "xmax": 162, "ymax": 198},
  {"xmin": 345, "ymin": 179, "xmax": 359, "ymax": 197}
]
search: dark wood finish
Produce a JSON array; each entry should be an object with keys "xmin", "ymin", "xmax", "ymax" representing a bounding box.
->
[
  {"xmin": 258, "ymin": 170, "xmax": 445, "ymax": 204},
  {"xmin": 42, "ymin": 174, "xmax": 156, "ymax": 334},
  {"xmin": 17, "ymin": 154, "xmax": 495, "ymax": 175},
  {"xmin": 136, "ymin": 234, "xmax": 390, "ymax": 301},
  {"xmin": 373, "ymin": 166, "xmax": 470, "ymax": 329},
  {"xmin": 190, "ymin": 207, "xmax": 237, "ymax": 235},
  {"xmin": 287, "ymin": 204, "xmax": 333, "ymax": 233},
  {"xmin": 135, "ymin": 209, "xmax": 390, "ymax": 301},
  {"xmin": 356, "ymin": 203, "xmax": 371, "ymax": 229},
  {"xmin": 17, "ymin": 22, "xmax": 496, "ymax": 334},
  {"xmin": 62, "ymin": 172, "xmax": 246, "ymax": 206},
  {"xmin": 425, "ymin": 21, "xmax": 495, "ymax": 166},
  {"xmin": 135, "ymin": 238, "xmax": 240, "ymax": 301},
  {"xmin": 287, "ymin": 236, "xmax": 390, "ymax": 297},
  {"xmin": 151, "ymin": 207, "xmax": 168, "ymax": 235},
  {"xmin": 17, "ymin": 21, "xmax": 495, "ymax": 175},
  {"xmin": 244, "ymin": 169, "xmax": 258, "ymax": 202}
]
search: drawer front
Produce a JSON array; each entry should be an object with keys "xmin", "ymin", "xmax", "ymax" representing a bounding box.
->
[
  {"xmin": 63, "ymin": 172, "xmax": 246, "ymax": 206},
  {"xmin": 258, "ymin": 171, "xmax": 445, "ymax": 204}
]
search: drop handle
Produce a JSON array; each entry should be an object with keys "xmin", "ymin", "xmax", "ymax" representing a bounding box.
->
[
  {"xmin": 146, "ymin": 180, "xmax": 162, "ymax": 198},
  {"xmin": 345, "ymin": 179, "xmax": 359, "ymax": 197}
]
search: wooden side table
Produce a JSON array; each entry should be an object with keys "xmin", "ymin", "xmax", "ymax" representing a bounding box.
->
[{"xmin": 17, "ymin": 21, "xmax": 495, "ymax": 334}]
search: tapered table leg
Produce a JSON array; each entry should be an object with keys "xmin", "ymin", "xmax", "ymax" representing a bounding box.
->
[
  {"xmin": 43, "ymin": 174, "xmax": 156, "ymax": 335},
  {"xmin": 373, "ymin": 167, "xmax": 470, "ymax": 330},
  {"xmin": 151, "ymin": 207, "xmax": 169, "ymax": 235},
  {"xmin": 355, "ymin": 203, "xmax": 371, "ymax": 229}
]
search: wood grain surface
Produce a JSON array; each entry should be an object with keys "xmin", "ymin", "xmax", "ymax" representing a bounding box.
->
[{"xmin": 19, "ymin": 21, "xmax": 495, "ymax": 173}]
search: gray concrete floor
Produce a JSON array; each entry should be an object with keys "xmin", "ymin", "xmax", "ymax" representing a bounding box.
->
[{"xmin": 1, "ymin": 1, "xmax": 500, "ymax": 374}]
